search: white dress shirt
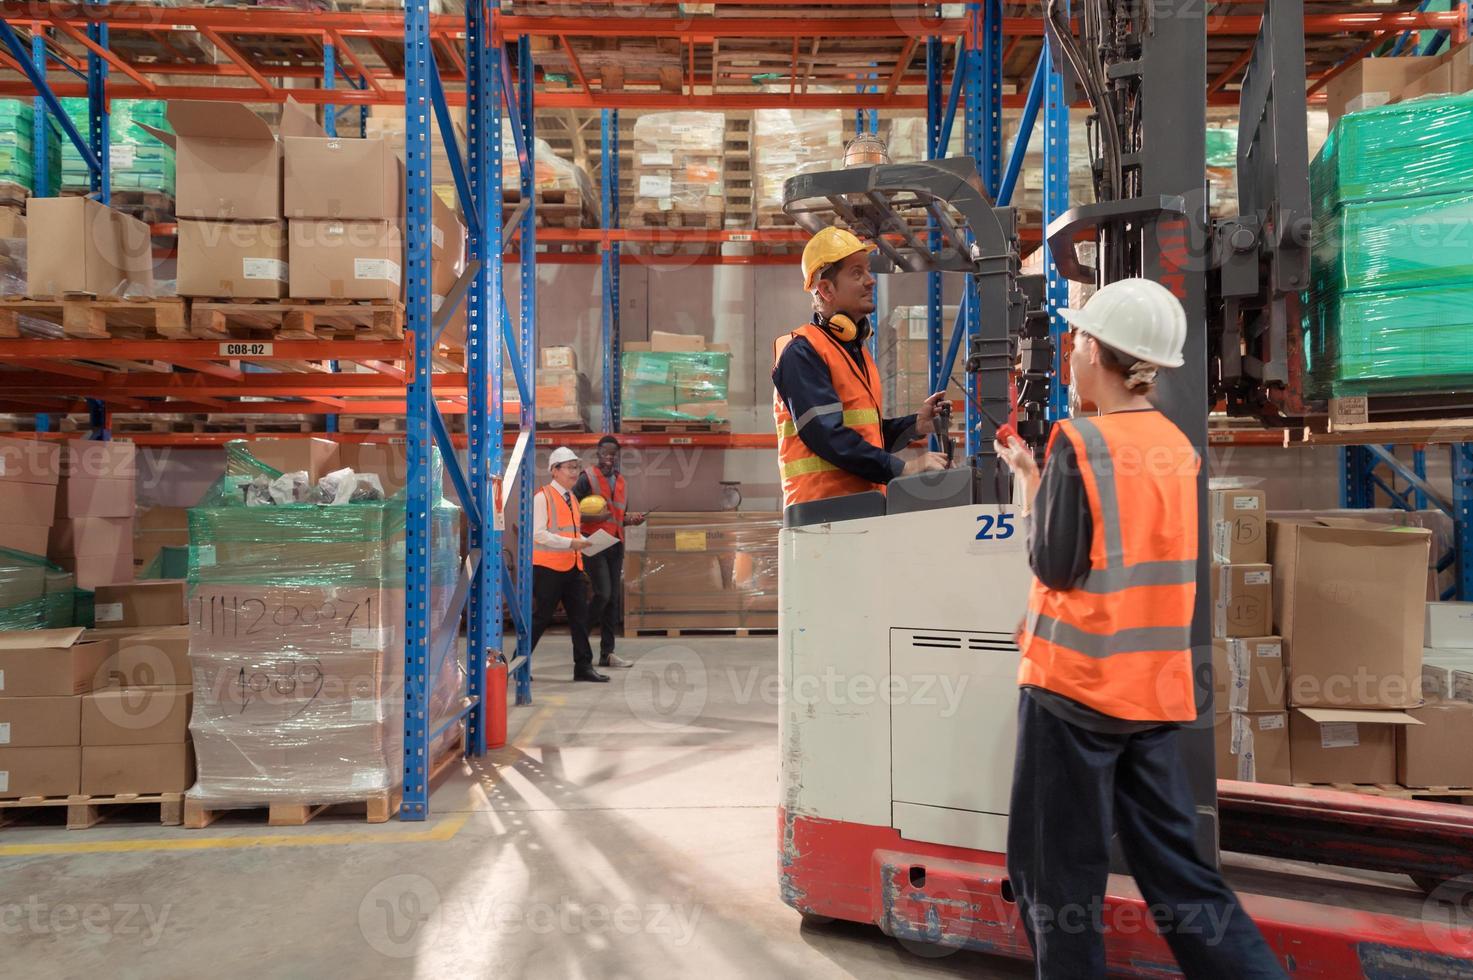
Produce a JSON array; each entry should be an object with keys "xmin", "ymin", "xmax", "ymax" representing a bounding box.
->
[{"xmin": 532, "ymin": 483, "xmax": 578, "ymax": 550}]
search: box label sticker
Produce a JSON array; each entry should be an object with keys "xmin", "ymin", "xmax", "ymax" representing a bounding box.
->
[
  {"xmin": 0, "ymin": 771, "xmax": 7, "ymax": 793},
  {"xmin": 1233, "ymin": 496, "xmax": 1258, "ymax": 510},
  {"xmin": 110, "ymin": 144, "xmax": 136, "ymax": 169},
  {"xmin": 432, "ymin": 225, "xmax": 445, "ymax": 250},
  {"xmin": 1256, "ymin": 642, "xmax": 1281, "ymax": 659},
  {"xmin": 350, "ymin": 771, "xmax": 380, "ymax": 791},
  {"xmin": 1320, "ymin": 721, "xmax": 1360, "ymax": 749},
  {"xmin": 765, "ymin": 150, "xmax": 798, "ymax": 166},
  {"xmin": 95, "ymin": 602, "xmax": 124, "ymax": 623},
  {"xmin": 351, "ymin": 699, "xmax": 380, "ymax": 722},
  {"xmin": 1243, "ymin": 570, "xmax": 1270, "ymax": 586},
  {"xmin": 351, "ymin": 627, "xmax": 390, "ymax": 650},
  {"xmin": 0, "ymin": 669, "xmax": 4, "ymax": 690},
  {"xmin": 639, "ymin": 174, "xmax": 672, "ymax": 198},
  {"xmin": 433, "ymin": 294, "xmax": 445, "ymax": 313},
  {"xmin": 0, "ymin": 722, "xmax": 9, "ymax": 745},
  {"xmin": 633, "ymin": 359, "xmax": 670, "ymax": 384},
  {"xmin": 1258, "ymin": 714, "xmax": 1285, "ymax": 731},
  {"xmin": 674, "ymin": 531, "xmax": 707, "ymax": 552},
  {"xmin": 641, "ymin": 151, "xmax": 674, "ymax": 167},
  {"xmin": 354, "ymin": 259, "xmax": 402, "ymax": 286},
  {"xmin": 0, "ymin": 459, "xmax": 6, "ymax": 476},
  {"xmin": 243, "ymin": 258, "xmax": 287, "ymax": 281},
  {"xmin": 1213, "ymin": 601, "xmax": 1225, "ymax": 639},
  {"xmin": 195, "ymin": 545, "xmax": 217, "ymax": 568}
]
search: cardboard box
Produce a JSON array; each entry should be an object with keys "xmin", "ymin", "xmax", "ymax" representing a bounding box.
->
[
  {"xmin": 288, "ymin": 220, "xmax": 403, "ymax": 300},
  {"xmin": 0, "ymin": 482, "xmax": 55, "ymax": 528},
  {"xmin": 1212, "ymin": 636, "xmax": 1285, "ymax": 713},
  {"xmin": 148, "ymin": 101, "xmax": 283, "ymax": 220},
  {"xmin": 92, "ymin": 626, "xmax": 191, "ymax": 687},
  {"xmin": 1398, "ymin": 701, "xmax": 1473, "ymax": 788},
  {"xmin": 1422, "ymin": 649, "xmax": 1473, "ymax": 702},
  {"xmin": 1326, "ymin": 55, "xmax": 1442, "ymax": 121},
  {"xmin": 1210, "ymin": 488, "xmax": 1266, "ymax": 564},
  {"xmin": 242, "ymin": 438, "xmax": 341, "ymax": 484},
  {"xmin": 49, "ymin": 517, "xmax": 134, "ymax": 558},
  {"xmin": 188, "ymin": 585, "xmax": 403, "ymax": 656},
  {"xmin": 1399, "ymin": 61, "xmax": 1453, "ymax": 102},
  {"xmin": 177, "ymin": 219, "xmax": 289, "ymax": 299},
  {"xmin": 0, "ymin": 694, "xmax": 81, "ymax": 746},
  {"xmin": 55, "ymin": 478, "xmax": 134, "ymax": 519},
  {"xmin": 0, "ymin": 746, "xmax": 80, "ymax": 798},
  {"xmin": 1215, "ymin": 711, "xmax": 1291, "ymax": 784},
  {"xmin": 0, "ymin": 437, "xmax": 59, "ymax": 485},
  {"xmin": 192, "ymin": 649, "xmax": 386, "ymax": 727},
  {"xmin": 62, "ymin": 440, "xmax": 136, "ymax": 481},
  {"xmin": 650, "ymin": 330, "xmax": 707, "ymax": 353},
  {"xmin": 1211, "ymin": 563, "xmax": 1272, "ymax": 638},
  {"xmin": 134, "ymin": 506, "xmax": 191, "ymax": 571},
  {"xmin": 55, "ymin": 551, "xmax": 135, "ymax": 590},
  {"xmin": 82, "ymin": 685, "xmax": 192, "ymax": 745},
  {"xmin": 541, "ymin": 346, "xmax": 578, "ymax": 371},
  {"xmin": 0, "ymin": 207, "xmax": 25, "ymax": 239},
  {"xmin": 81, "ymin": 743, "xmax": 194, "ymax": 796},
  {"xmin": 0, "ymin": 524, "xmax": 48, "ymax": 556},
  {"xmin": 27, "ymin": 197, "xmax": 154, "ymax": 297},
  {"xmin": 282, "ymin": 100, "xmax": 403, "ymax": 221},
  {"xmin": 1425, "ymin": 602, "xmax": 1473, "ymax": 649},
  {"xmin": 0, "ymin": 629, "xmax": 114, "ymax": 697},
  {"xmin": 93, "ymin": 581, "xmax": 189, "ymax": 629},
  {"xmin": 1289, "ymin": 707, "xmax": 1421, "ymax": 785},
  {"xmin": 431, "ymin": 193, "xmax": 464, "ymax": 264},
  {"xmin": 1272, "ymin": 518, "xmax": 1430, "ymax": 708}
]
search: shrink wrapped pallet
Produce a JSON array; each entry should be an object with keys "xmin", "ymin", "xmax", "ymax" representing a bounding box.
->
[
  {"xmin": 629, "ymin": 111, "xmax": 725, "ymax": 227},
  {"xmin": 752, "ymin": 102, "xmax": 842, "ymax": 225},
  {"xmin": 0, "ymin": 99, "xmax": 60, "ymax": 194},
  {"xmin": 624, "ymin": 512, "xmax": 780, "ymax": 633},
  {"xmin": 0, "ymin": 547, "xmax": 91, "ymax": 631},
  {"xmin": 620, "ymin": 350, "xmax": 731, "ymax": 423},
  {"xmin": 184, "ymin": 442, "xmax": 461, "ymax": 807}
]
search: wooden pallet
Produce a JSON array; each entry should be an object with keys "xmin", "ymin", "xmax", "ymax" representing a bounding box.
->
[
  {"xmin": 502, "ymin": 187, "xmax": 599, "ymax": 229},
  {"xmin": 183, "ymin": 785, "xmax": 402, "ymax": 829},
  {"xmin": 200, "ymin": 414, "xmax": 317, "ymax": 433},
  {"xmin": 109, "ymin": 413, "xmax": 205, "ymax": 434},
  {"xmin": 628, "ymin": 208, "xmax": 725, "ymax": 230},
  {"xmin": 0, "ymin": 792, "xmax": 184, "ymax": 831},
  {"xmin": 336, "ymin": 414, "xmax": 407, "ymax": 433},
  {"xmin": 1295, "ymin": 782, "xmax": 1473, "ymax": 802},
  {"xmin": 621, "ymin": 418, "xmax": 731, "ymax": 434},
  {"xmin": 0, "ymin": 295, "xmax": 189, "ymax": 339},
  {"xmin": 188, "ymin": 299, "xmax": 405, "ymax": 340}
]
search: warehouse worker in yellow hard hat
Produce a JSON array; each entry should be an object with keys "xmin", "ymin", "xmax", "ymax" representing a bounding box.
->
[{"xmin": 772, "ymin": 227, "xmax": 950, "ymax": 509}]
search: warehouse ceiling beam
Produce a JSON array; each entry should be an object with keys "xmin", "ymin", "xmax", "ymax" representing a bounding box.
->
[
  {"xmin": 886, "ymin": 36, "xmax": 920, "ymax": 97},
  {"xmin": 327, "ymin": 28, "xmax": 386, "ymax": 98},
  {"xmin": 1207, "ymin": 44, "xmax": 1255, "ymax": 97}
]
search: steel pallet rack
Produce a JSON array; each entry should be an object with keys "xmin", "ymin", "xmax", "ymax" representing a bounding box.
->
[{"xmin": 2, "ymin": 0, "xmax": 1472, "ymax": 824}]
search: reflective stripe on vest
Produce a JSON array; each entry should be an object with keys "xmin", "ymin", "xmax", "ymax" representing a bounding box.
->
[
  {"xmin": 772, "ymin": 323, "xmax": 887, "ymax": 508},
  {"xmin": 582, "ymin": 467, "xmax": 626, "ymax": 541},
  {"xmin": 532, "ymin": 484, "xmax": 584, "ymax": 572},
  {"xmin": 1016, "ymin": 412, "xmax": 1200, "ymax": 722}
]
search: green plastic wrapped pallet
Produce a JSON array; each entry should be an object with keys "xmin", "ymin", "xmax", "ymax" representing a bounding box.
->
[
  {"xmin": 58, "ymin": 97, "xmax": 175, "ymax": 196},
  {"xmin": 1311, "ymin": 92, "xmax": 1473, "ymax": 210},
  {"xmin": 1305, "ymin": 282, "xmax": 1473, "ymax": 397},
  {"xmin": 0, "ymin": 546, "xmax": 93, "ymax": 630},
  {"xmin": 621, "ymin": 350, "xmax": 731, "ymax": 422},
  {"xmin": 1312, "ymin": 191, "xmax": 1473, "ymax": 296},
  {"xmin": 0, "ymin": 98, "xmax": 61, "ymax": 193}
]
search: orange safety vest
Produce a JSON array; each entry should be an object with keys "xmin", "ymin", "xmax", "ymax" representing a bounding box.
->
[
  {"xmin": 1016, "ymin": 411, "xmax": 1201, "ymax": 722},
  {"xmin": 772, "ymin": 323, "xmax": 886, "ymax": 508},
  {"xmin": 581, "ymin": 467, "xmax": 626, "ymax": 541},
  {"xmin": 532, "ymin": 483, "xmax": 584, "ymax": 573}
]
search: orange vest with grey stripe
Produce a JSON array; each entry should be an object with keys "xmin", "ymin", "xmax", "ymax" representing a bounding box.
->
[
  {"xmin": 532, "ymin": 484, "xmax": 584, "ymax": 572},
  {"xmin": 772, "ymin": 323, "xmax": 886, "ymax": 507},
  {"xmin": 1017, "ymin": 410, "xmax": 1201, "ymax": 722}
]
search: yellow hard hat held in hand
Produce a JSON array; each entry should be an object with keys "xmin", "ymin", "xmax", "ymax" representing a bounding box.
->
[{"xmin": 578, "ymin": 494, "xmax": 608, "ymax": 517}]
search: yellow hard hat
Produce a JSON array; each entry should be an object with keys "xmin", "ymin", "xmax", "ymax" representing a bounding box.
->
[
  {"xmin": 801, "ymin": 226, "xmax": 877, "ymax": 292},
  {"xmin": 578, "ymin": 494, "xmax": 608, "ymax": 517}
]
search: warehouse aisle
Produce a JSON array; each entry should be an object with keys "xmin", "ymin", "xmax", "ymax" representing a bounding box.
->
[{"xmin": 0, "ymin": 637, "xmax": 1026, "ymax": 979}]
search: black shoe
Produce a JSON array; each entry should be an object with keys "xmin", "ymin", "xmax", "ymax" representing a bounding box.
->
[{"xmin": 573, "ymin": 667, "xmax": 610, "ymax": 683}]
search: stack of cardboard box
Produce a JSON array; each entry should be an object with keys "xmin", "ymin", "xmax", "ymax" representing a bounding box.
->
[
  {"xmin": 26, "ymin": 196, "xmax": 155, "ymax": 298},
  {"xmin": 877, "ymin": 306, "xmax": 958, "ymax": 420},
  {"xmin": 623, "ymin": 512, "xmax": 780, "ymax": 633},
  {"xmin": 1325, "ymin": 43, "xmax": 1473, "ymax": 120},
  {"xmin": 48, "ymin": 441, "xmax": 136, "ymax": 589},
  {"xmin": 1409, "ymin": 603, "xmax": 1473, "ymax": 789},
  {"xmin": 1271, "ymin": 516, "xmax": 1428, "ymax": 785},
  {"xmin": 0, "ymin": 436, "xmax": 59, "ymax": 558},
  {"xmin": 629, "ymin": 111, "xmax": 726, "ymax": 228},
  {"xmin": 1209, "ymin": 488, "xmax": 1290, "ymax": 783},
  {"xmin": 0, "ymin": 628, "xmax": 115, "ymax": 798},
  {"xmin": 501, "ymin": 346, "xmax": 592, "ymax": 428},
  {"xmin": 621, "ymin": 332, "xmax": 731, "ymax": 423},
  {"xmin": 134, "ymin": 505, "xmax": 191, "ymax": 576}
]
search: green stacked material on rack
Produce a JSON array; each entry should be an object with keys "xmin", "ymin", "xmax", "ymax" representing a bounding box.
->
[
  {"xmin": 621, "ymin": 350, "xmax": 731, "ymax": 422},
  {"xmin": 0, "ymin": 546, "xmax": 93, "ymax": 631},
  {"xmin": 1205, "ymin": 127, "xmax": 1237, "ymax": 168},
  {"xmin": 1304, "ymin": 92, "xmax": 1473, "ymax": 398},
  {"xmin": 0, "ymin": 99, "xmax": 61, "ymax": 193},
  {"xmin": 58, "ymin": 97, "xmax": 175, "ymax": 196}
]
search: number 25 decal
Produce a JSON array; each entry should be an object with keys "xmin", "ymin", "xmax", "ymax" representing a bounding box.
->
[{"xmin": 975, "ymin": 513, "xmax": 1016, "ymax": 540}]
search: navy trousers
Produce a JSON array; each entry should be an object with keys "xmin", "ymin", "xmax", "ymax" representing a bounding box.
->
[{"xmin": 1006, "ymin": 689, "xmax": 1286, "ymax": 979}]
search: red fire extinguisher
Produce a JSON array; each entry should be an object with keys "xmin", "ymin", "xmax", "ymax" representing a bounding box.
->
[{"xmin": 486, "ymin": 654, "xmax": 508, "ymax": 750}]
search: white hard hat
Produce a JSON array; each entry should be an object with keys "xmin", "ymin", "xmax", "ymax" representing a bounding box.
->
[
  {"xmin": 548, "ymin": 446, "xmax": 580, "ymax": 469},
  {"xmin": 1058, "ymin": 278, "xmax": 1187, "ymax": 368}
]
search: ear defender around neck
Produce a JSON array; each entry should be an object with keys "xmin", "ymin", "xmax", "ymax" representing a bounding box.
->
[{"xmin": 825, "ymin": 313, "xmax": 869, "ymax": 343}]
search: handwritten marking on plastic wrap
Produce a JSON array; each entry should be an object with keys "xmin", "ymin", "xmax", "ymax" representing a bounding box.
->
[
  {"xmin": 194, "ymin": 593, "xmax": 379, "ymax": 638},
  {"xmin": 232, "ymin": 660, "xmax": 326, "ymax": 719}
]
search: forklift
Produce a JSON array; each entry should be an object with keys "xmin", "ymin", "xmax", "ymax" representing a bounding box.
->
[{"xmin": 774, "ymin": 0, "xmax": 1473, "ymax": 970}]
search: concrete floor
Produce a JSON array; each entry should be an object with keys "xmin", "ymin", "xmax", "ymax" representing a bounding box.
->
[{"xmin": 0, "ymin": 637, "xmax": 1441, "ymax": 978}]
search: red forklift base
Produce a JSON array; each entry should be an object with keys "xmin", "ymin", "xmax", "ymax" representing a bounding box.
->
[{"xmin": 778, "ymin": 809, "xmax": 1473, "ymax": 976}]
